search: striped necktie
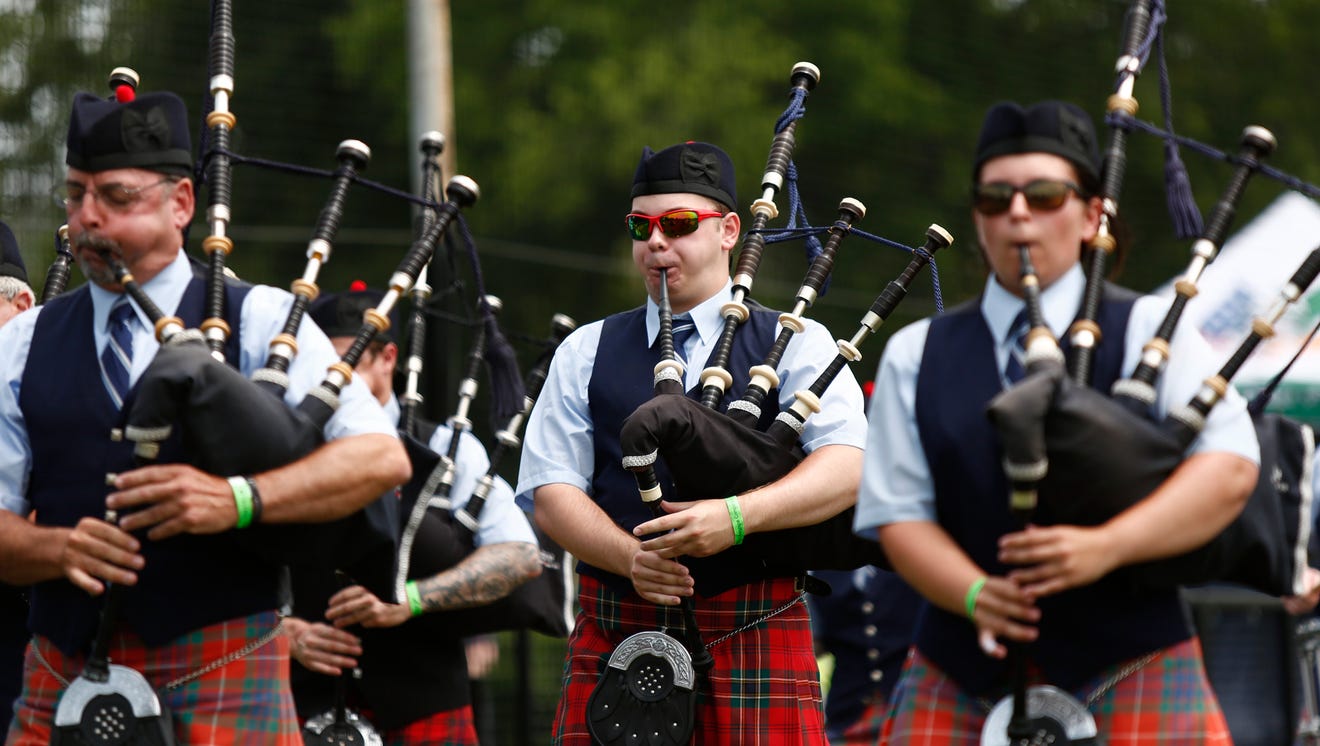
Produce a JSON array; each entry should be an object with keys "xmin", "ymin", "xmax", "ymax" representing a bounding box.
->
[
  {"xmin": 670, "ymin": 313, "xmax": 696, "ymax": 363},
  {"xmin": 101, "ymin": 301, "xmax": 135, "ymax": 408},
  {"xmin": 1003, "ymin": 309, "xmax": 1029, "ymax": 384}
]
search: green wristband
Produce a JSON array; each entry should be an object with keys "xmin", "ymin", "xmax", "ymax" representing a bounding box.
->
[
  {"xmin": 964, "ymin": 576, "xmax": 987, "ymax": 622},
  {"xmin": 405, "ymin": 580, "xmax": 424, "ymax": 617},
  {"xmin": 724, "ymin": 495, "xmax": 745, "ymax": 546},
  {"xmin": 228, "ymin": 476, "xmax": 254, "ymax": 530}
]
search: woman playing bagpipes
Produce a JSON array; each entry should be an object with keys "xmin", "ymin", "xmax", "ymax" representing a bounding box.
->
[
  {"xmin": 516, "ymin": 140, "xmax": 868, "ymax": 744},
  {"xmin": 0, "ymin": 86, "xmax": 409, "ymax": 744},
  {"xmin": 854, "ymin": 100, "xmax": 1260, "ymax": 744}
]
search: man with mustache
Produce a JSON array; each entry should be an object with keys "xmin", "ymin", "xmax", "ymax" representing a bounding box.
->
[{"xmin": 0, "ymin": 87, "xmax": 409, "ymax": 744}]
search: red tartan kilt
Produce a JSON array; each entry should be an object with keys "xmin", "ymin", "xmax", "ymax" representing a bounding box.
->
[
  {"xmin": 357, "ymin": 703, "xmax": 478, "ymax": 746},
  {"xmin": 838, "ymin": 694, "xmax": 889, "ymax": 745},
  {"xmin": 6, "ymin": 611, "xmax": 299, "ymax": 745},
  {"xmin": 881, "ymin": 638, "xmax": 1232, "ymax": 745},
  {"xmin": 552, "ymin": 575, "xmax": 828, "ymax": 745},
  {"xmin": 384, "ymin": 706, "xmax": 477, "ymax": 746}
]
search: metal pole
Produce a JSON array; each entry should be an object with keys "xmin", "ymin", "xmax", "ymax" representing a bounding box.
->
[{"xmin": 406, "ymin": 0, "xmax": 457, "ymax": 192}]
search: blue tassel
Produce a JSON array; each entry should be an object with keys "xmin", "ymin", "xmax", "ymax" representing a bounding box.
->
[
  {"xmin": 1163, "ymin": 141, "xmax": 1203, "ymax": 239},
  {"xmin": 481, "ymin": 305, "xmax": 526, "ymax": 424}
]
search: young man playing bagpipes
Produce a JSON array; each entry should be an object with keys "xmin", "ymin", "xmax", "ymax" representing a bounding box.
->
[
  {"xmin": 517, "ymin": 141, "xmax": 868, "ymax": 744},
  {"xmin": 0, "ymin": 86, "xmax": 409, "ymax": 744}
]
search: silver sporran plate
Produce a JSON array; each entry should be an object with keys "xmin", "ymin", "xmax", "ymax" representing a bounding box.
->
[{"xmin": 980, "ymin": 685, "xmax": 1099, "ymax": 745}]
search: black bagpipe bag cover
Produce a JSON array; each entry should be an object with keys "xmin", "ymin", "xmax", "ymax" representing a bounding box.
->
[
  {"xmin": 990, "ymin": 367, "xmax": 1304, "ymax": 595},
  {"xmin": 621, "ymin": 393, "xmax": 887, "ymax": 573},
  {"xmin": 125, "ymin": 338, "xmax": 398, "ymax": 572}
]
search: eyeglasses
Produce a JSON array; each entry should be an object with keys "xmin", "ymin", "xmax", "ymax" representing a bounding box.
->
[
  {"xmin": 972, "ymin": 179, "xmax": 1085, "ymax": 216},
  {"xmin": 625, "ymin": 209, "xmax": 726, "ymax": 241},
  {"xmin": 55, "ymin": 177, "xmax": 176, "ymax": 214}
]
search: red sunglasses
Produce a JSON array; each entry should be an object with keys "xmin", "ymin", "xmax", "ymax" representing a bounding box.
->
[{"xmin": 625, "ymin": 209, "xmax": 725, "ymax": 241}]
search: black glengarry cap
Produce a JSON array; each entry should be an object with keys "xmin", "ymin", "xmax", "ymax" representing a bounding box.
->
[
  {"xmin": 632, "ymin": 141, "xmax": 737, "ymax": 211},
  {"xmin": 65, "ymin": 91, "xmax": 193, "ymax": 176},
  {"xmin": 0, "ymin": 220, "xmax": 25, "ymax": 283},
  {"xmin": 308, "ymin": 281, "xmax": 397, "ymax": 344},
  {"xmin": 973, "ymin": 100, "xmax": 1101, "ymax": 184}
]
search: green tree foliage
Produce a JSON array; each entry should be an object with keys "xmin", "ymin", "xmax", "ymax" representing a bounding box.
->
[{"xmin": 4, "ymin": 0, "xmax": 1319, "ymax": 370}]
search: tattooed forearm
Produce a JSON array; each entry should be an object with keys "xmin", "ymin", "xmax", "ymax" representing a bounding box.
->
[{"xmin": 416, "ymin": 541, "xmax": 542, "ymax": 612}]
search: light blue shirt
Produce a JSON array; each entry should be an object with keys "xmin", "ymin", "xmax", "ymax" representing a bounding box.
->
[
  {"xmin": 0, "ymin": 249, "xmax": 397, "ymax": 516},
  {"xmin": 854, "ymin": 264, "xmax": 1261, "ymax": 534},
  {"xmin": 516, "ymin": 279, "xmax": 869, "ymax": 512},
  {"xmin": 384, "ymin": 395, "xmax": 535, "ymax": 548}
]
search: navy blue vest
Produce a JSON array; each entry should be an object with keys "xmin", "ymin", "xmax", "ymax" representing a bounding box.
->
[
  {"xmin": 19, "ymin": 270, "xmax": 282, "ymax": 656},
  {"xmin": 586, "ymin": 303, "xmax": 786, "ymax": 596},
  {"xmin": 809, "ymin": 568, "xmax": 920, "ymax": 738},
  {"xmin": 913, "ymin": 285, "xmax": 1191, "ymax": 695}
]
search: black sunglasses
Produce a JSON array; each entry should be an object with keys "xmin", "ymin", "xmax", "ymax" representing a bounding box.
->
[{"xmin": 972, "ymin": 179, "xmax": 1085, "ymax": 216}]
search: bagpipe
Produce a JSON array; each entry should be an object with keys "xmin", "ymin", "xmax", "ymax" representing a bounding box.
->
[
  {"xmin": 986, "ymin": 122, "xmax": 1286, "ymax": 589},
  {"xmin": 981, "ymin": 247, "xmax": 1102, "ymax": 746},
  {"xmin": 617, "ymin": 63, "xmax": 949, "ymax": 581},
  {"xmin": 984, "ymin": 235, "xmax": 1320, "ymax": 742},
  {"xmin": 40, "ymin": 224, "xmax": 73, "ymax": 303},
  {"xmin": 588, "ymin": 62, "xmax": 951, "ymax": 746},
  {"xmin": 117, "ymin": 142, "xmax": 478, "ymax": 575},
  {"xmin": 282, "ymin": 130, "xmax": 576, "ymax": 732},
  {"xmin": 975, "ymin": 8, "xmax": 1320, "ymax": 740},
  {"xmin": 385, "ymin": 293, "xmax": 577, "ymax": 639},
  {"xmin": 982, "ymin": 15, "xmax": 1316, "ymax": 599},
  {"xmin": 89, "ymin": 25, "xmax": 487, "ymax": 575},
  {"xmin": 299, "ymin": 575, "xmax": 383, "ymax": 746},
  {"xmin": 323, "ymin": 125, "xmax": 573, "ymax": 639}
]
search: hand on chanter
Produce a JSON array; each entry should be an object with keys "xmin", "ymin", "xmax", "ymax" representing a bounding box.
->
[
  {"xmin": 107, "ymin": 463, "xmax": 238, "ymax": 540},
  {"xmin": 630, "ymin": 549, "xmax": 694, "ymax": 606},
  {"xmin": 999, "ymin": 523, "xmax": 1117, "ymax": 597},
  {"xmin": 634, "ymin": 498, "xmax": 736, "ymax": 558},
  {"xmin": 968, "ymin": 575, "xmax": 1040, "ymax": 660},
  {"xmin": 61, "ymin": 516, "xmax": 144, "ymax": 595},
  {"xmin": 326, "ymin": 584, "xmax": 411, "ymax": 629},
  {"xmin": 285, "ymin": 616, "xmax": 363, "ymax": 676}
]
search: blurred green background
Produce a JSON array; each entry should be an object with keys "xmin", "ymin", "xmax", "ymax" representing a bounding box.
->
[{"xmin": 4, "ymin": 1, "xmax": 1320, "ymax": 742}]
